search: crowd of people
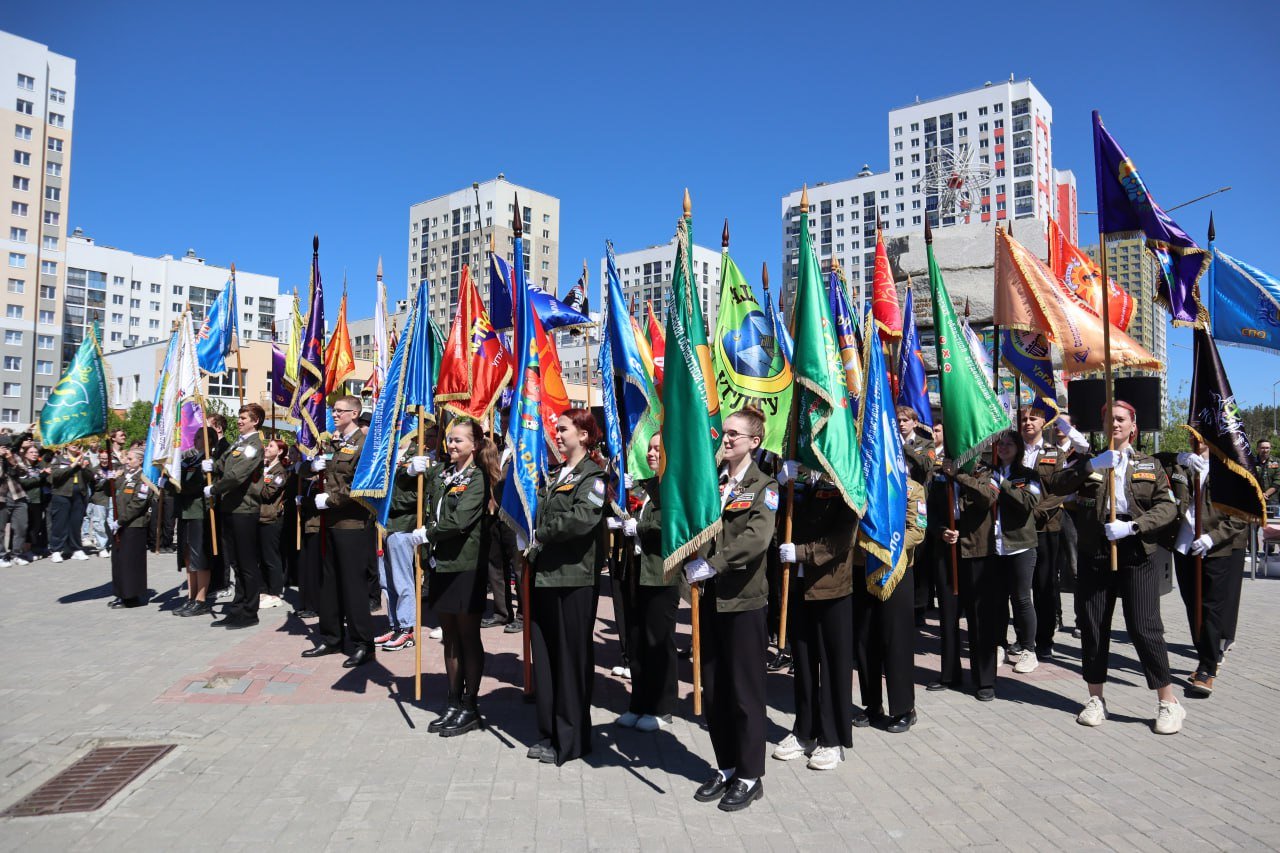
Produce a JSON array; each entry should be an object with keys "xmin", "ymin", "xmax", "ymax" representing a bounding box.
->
[{"xmin": 6, "ymin": 398, "xmax": 1278, "ymax": 813}]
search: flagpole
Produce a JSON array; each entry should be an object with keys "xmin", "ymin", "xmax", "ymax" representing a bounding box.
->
[
  {"xmin": 775, "ymin": 189, "xmax": 798, "ymax": 657},
  {"xmin": 231, "ymin": 263, "xmax": 245, "ymax": 409},
  {"xmin": 414, "ymin": 407, "xmax": 425, "ymax": 702},
  {"xmin": 1099, "ymin": 236, "xmax": 1118, "ymax": 572}
]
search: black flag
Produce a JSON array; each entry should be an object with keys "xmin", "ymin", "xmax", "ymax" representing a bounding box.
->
[{"xmin": 1186, "ymin": 326, "xmax": 1267, "ymax": 523}]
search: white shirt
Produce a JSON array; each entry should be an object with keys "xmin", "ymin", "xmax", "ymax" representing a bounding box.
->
[
  {"xmin": 719, "ymin": 457, "xmax": 751, "ymax": 509},
  {"xmin": 1021, "ymin": 439, "xmax": 1044, "ymax": 471},
  {"xmin": 1112, "ymin": 446, "xmax": 1134, "ymax": 516}
]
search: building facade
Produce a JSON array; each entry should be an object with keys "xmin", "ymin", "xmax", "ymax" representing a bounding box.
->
[
  {"xmin": 407, "ymin": 175, "xmax": 559, "ymax": 331},
  {"xmin": 1085, "ymin": 236, "xmax": 1169, "ymax": 411},
  {"xmin": 1, "ymin": 32, "xmax": 76, "ymax": 424},
  {"xmin": 599, "ymin": 238, "xmax": 721, "ymax": 332}
]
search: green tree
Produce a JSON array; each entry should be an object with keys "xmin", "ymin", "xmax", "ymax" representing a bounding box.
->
[{"xmin": 122, "ymin": 400, "xmax": 151, "ymax": 446}]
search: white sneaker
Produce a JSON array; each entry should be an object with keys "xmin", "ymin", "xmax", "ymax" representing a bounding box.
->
[
  {"xmin": 1076, "ymin": 696, "xmax": 1107, "ymax": 727},
  {"xmin": 635, "ymin": 714, "xmax": 670, "ymax": 732},
  {"xmin": 622, "ymin": 667, "xmax": 632, "ymax": 680},
  {"xmin": 771, "ymin": 733, "xmax": 815, "ymax": 761},
  {"xmin": 215, "ymin": 586, "xmax": 236, "ymax": 602},
  {"xmin": 13, "ymin": 557, "xmax": 28, "ymax": 565},
  {"xmin": 258, "ymin": 594, "xmax": 283, "ymax": 609},
  {"xmin": 50, "ymin": 553, "xmax": 64, "ymax": 563},
  {"xmin": 0, "ymin": 559, "xmax": 10, "ymax": 568},
  {"xmin": 1154, "ymin": 700, "xmax": 1186, "ymax": 735},
  {"xmin": 1013, "ymin": 653, "xmax": 1039, "ymax": 674},
  {"xmin": 611, "ymin": 665, "xmax": 626, "ymax": 676},
  {"xmin": 807, "ymin": 745, "xmax": 843, "ymax": 771},
  {"xmin": 996, "ymin": 646, "xmax": 1006, "ymax": 667},
  {"xmin": 615, "ymin": 711, "xmax": 640, "ymax": 728},
  {"xmin": 71, "ymin": 550, "xmax": 89, "ymax": 561},
  {"xmin": 428, "ymin": 627, "xmax": 443, "ymax": 640}
]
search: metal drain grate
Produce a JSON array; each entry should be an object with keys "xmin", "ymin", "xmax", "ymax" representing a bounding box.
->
[{"xmin": 1, "ymin": 744, "xmax": 174, "ymax": 818}]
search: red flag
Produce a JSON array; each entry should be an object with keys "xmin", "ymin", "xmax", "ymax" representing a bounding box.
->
[
  {"xmin": 645, "ymin": 301, "xmax": 666, "ymax": 393},
  {"xmin": 436, "ymin": 264, "xmax": 513, "ymax": 420},
  {"xmin": 323, "ymin": 291, "xmax": 355, "ymax": 397},
  {"xmin": 1048, "ymin": 216, "xmax": 1135, "ymax": 331},
  {"xmin": 871, "ymin": 225, "xmax": 902, "ymax": 341},
  {"xmin": 532, "ymin": 303, "xmax": 569, "ymax": 461}
]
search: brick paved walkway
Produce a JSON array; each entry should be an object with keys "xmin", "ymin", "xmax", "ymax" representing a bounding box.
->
[{"xmin": 1, "ymin": 552, "xmax": 1278, "ymax": 850}]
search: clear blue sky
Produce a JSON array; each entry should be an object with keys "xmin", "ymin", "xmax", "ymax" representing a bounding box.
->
[{"xmin": 4, "ymin": 1, "xmax": 1279, "ymax": 409}]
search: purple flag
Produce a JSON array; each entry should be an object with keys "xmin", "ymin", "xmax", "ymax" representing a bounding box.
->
[
  {"xmin": 270, "ymin": 344, "xmax": 292, "ymax": 408},
  {"xmin": 1092, "ymin": 111, "xmax": 1209, "ymax": 327},
  {"xmin": 290, "ymin": 239, "xmax": 327, "ymax": 455}
]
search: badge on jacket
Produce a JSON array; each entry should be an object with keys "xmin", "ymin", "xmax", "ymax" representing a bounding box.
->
[
  {"xmin": 764, "ymin": 488, "xmax": 779, "ymax": 511},
  {"xmin": 244, "ymin": 445, "xmax": 258, "ymax": 459}
]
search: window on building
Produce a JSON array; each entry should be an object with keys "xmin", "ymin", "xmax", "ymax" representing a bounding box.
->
[
  {"xmin": 994, "ymin": 103, "xmax": 1003, "ymax": 113},
  {"xmin": 129, "ymin": 298, "xmax": 140, "ymax": 309},
  {"xmin": 37, "ymin": 334, "xmax": 52, "ymax": 349},
  {"xmin": 39, "ymin": 285, "xmax": 54, "ymax": 300},
  {"xmin": 131, "ymin": 280, "xmax": 140, "ymax": 290},
  {"xmin": 49, "ymin": 88, "xmax": 65, "ymax": 104},
  {"xmin": 9, "ymin": 227, "xmax": 27, "ymax": 242},
  {"xmin": 16, "ymin": 99, "xmax": 33, "ymax": 115},
  {"xmin": 42, "ymin": 236, "xmax": 56, "ymax": 250},
  {"xmin": 207, "ymin": 369, "xmax": 246, "ymax": 398},
  {"xmin": 48, "ymin": 113, "xmax": 65, "ymax": 127},
  {"xmin": 44, "ymin": 186, "xmax": 60, "ymax": 201},
  {"xmin": 43, "ymin": 211, "xmax": 58, "ymax": 226},
  {"xmin": 149, "ymin": 301, "xmax": 160, "ymax": 311},
  {"xmin": 148, "ymin": 319, "xmax": 159, "ymax": 329},
  {"xmin": 910, "ymin": 122, "xmax": 919, "ymax": 132},
  {"xmin": 3, "ymin": 383, "xmax": 22, "ymax": 397},
  {"xmin": 14, "ymin": 125, "xmax": 31, "ymax": 141},
  {"xmin": 40, "ymin": 260, "xmax": 56, "ymax": 275},
  {"xmin": 8, "ymin": 252, "xmax": 25, "ymax": 268},
  {"xmin": 47, "ymin": 137, "xmax": 62, "ymax": 152},
  {"xmin": 11, "ymin": 202, "xmax": 27, "ymax": 217},
  {"xmin": 5, "ymin": 305, "xmax": 21, "ymax": 319},
  {"xmin": 46, "ymin": 162, "xmax": 60, "ymax": 177},
  {"xmin": 3, "ymin": 356, "xmax": 20, "ymax": 370},
  {"xmin": 38, "ymin": 310, "xmax": 53, "ymax": 324},
  {"xmin": 171, "ymin": 302, "xmax": 181, "ymax": 313},
  {"xmin": 2, "ymin": 331, "xmax": 18, "ymax": 345},
  {"xmin": 16, "ymin": 74, "xmax": 35, "ymax": 90},
  {"xmin": 12, "ymin": 176, "xmax": 29, "ymax": 191},
  {"xmin": 13, "ymin": 151, "xmax": 31, "ymax": 167}
]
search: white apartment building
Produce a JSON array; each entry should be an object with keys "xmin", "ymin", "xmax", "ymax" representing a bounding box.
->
[
  {"xmin": 1, "ymin": 31, "xmax": 76, "ymax": 423},
  {"xmin": 407, "ymin": 175, "xmax": 559, "ymax": 330},
  {"xmin": 780, "ymin": 78, "xmax": 1068, "ymax": 307},
  {"xmin": 600, "ymin": 238, "xmax": 721, "ymax": 334}
]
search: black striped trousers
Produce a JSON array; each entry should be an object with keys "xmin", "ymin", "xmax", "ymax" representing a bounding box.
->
[{"xmin": 1077, "ymin": 548, "xmax": 1172, "ymax": 690}]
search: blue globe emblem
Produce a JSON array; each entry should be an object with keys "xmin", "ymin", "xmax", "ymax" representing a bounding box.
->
[{"xmin": 724, "ymin": 310, "xmax": 778, "ymax": 378}]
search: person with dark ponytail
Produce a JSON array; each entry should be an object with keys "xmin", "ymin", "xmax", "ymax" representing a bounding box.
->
[
  {"xmin": 422, "ymin": 417, "xmax": 499, "ymax": 736},
  {"xmin": 526, "ymin": 408, "xmax": 606, "ymax": 765},
  {"xmin": 171, "ymin": 427, "xmax": 217, "ymax": 617}
]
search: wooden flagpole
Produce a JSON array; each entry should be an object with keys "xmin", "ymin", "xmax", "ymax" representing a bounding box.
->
[
  {"xmin": 231, "ymin": 263, "xmax": 244, "ymax": 409},
  {"xmin": 414, "ymin": 407, "xmax": 425, "ymax": 702},
  {"xmin": 1099, "ymin": 233, "xmax": 1118, "ymax": 572},
  {"xmin": 774, "ymin": 188, "xmax": 799, "ymax": 652}
]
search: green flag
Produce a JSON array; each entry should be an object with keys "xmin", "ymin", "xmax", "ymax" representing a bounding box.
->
[
  {"xmin": 792, "ymin": 196, "xmax": 866, "ymax": 513},
  {"xmin": 428, "ymin": 314, "xmax": 446, "ymax": 388},
  {"xmin": 661, "ymin": 212, "xmax": 722, "ymax": 575},
  {"xmin": 39, "ymin": 327, "xmax": 108, "ymax": 449},
  {"xmin": 712, "ymin": 252, "xmax": 793, "ymax": 454},
  {"xmin": 926, "ymin": 225, "xmax": 1010, "ymax": 468}
]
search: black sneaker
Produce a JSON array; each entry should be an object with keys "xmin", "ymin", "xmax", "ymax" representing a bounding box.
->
[
  {"xmin": 766, "ymin": 651, "xmax": 792, "ymax": 672},
  {"xmin": 504, "ymin": 619, "xmax": 524, "ymax": 634},
  {"xmin": 481, "ymin": 615, "xmax": 508, "ymax": 629}
]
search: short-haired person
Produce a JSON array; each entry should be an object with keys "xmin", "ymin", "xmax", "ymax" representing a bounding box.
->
[
  {"xmin": 1045, "ymin": 401, "xmax": 1184, "ymax": 733},
  {"xmin": 527, "ymin": 409, "xmax": 607, "ymax": 765},
  {"xmin": 687, "ymin": 407, "xmax": 779, "ymax": 812},
  {"xmin": 48, "ymin": 443, "xmax": 92, "ymax": 562},
  {"xmin": 898, "ymin": 404, "xmax": 936, "ymax": 627},
  {"xmin": 172, "ymin": 428, "xmax": 216, "ymax": 617},
  {"xmin": 256, "ymin": 438, "xmax": 291, "ymax": 609},
  {"xmin": 84, "ymin": 449, "xmax": 114, "ymax": 555},
  {"xmin": 203, "ymin": 404, "xmax": 265, "ymax": 629},
  {"xmin": 107, "ymin": 448, "xmax": 151, "ymax": 608},
  {"xmin": 1018, "ymin": 407, "xmax": 1068, "ymax": 660}
]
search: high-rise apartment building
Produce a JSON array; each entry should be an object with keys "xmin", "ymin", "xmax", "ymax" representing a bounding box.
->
[
  {"xmin": 1, "ymin": 31, "xmax": 75, "ymax": 423},
  {"xmin": 780, "ymin": 78, "xmax": 1072, "ymax": 308},
  {"xmin": 1085, "ymin": 236, "xmax": 1168, "ymax": 409},
  {"xmin": 599, "ymin": 238, "xmax": 721, "ymax": 333},
  {"xmin": 407, "ymin": 175, "xmax": 559, "ymax": 330}
]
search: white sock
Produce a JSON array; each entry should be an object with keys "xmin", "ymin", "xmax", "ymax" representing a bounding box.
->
[
  {"xmin": 737, "ymin": 777, "xmax": 757, "ymax": 790},
  {"xmin": 718, "ymin": 768, "xmax": 734, "ymax": 782}
]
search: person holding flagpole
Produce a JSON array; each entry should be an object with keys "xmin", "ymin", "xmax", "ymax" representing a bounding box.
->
[
  {"xmin": 203, "ymin": 404, "xmax": 266, "ymax": 629},
  {"xmin": 171, "ymin": 427, "xmax": 217, "ymax": 617},
  {"xmin": 107, "ymin": 448, "xmax": 152, "ymax": 609}
]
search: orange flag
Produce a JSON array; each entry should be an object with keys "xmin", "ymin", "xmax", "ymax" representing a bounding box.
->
[
  {"xmin": 323, "ymin": 291, "xmax": 355, "ymax": 397},
  {"xmin": 532, "ymin": 303, "xmax": 570, "ymax": 461},
  {"xmin": 871, "ymin": 224, "xmax": 902, "ymax": 340},
  {"xmin": 994, "ymin": 227, "xmax": 1160, "ymax": 375},
  {"xmin": 1047, "ymin": 216, "xmax": 1135, "ymax": 331},
  {"xmin": 436, "ymin": 264, "xmax": 513, "ymax": 420},
  {"xmin": 645, "ymin": 301, "xmax": 665, "ymax": 392}
]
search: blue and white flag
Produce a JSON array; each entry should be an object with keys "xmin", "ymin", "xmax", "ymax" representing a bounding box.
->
[
  {"xmin": 857, "ymin": 309, "xmax": 908, "ymax": 600},
  {"xmin": 1208, "ymin": 246, "xmax": 1280, "ymax": 354},
  {"xmin": 489, "ymin": 251, "xmax": 591, "ymax": 333},
  {"xmin": 143, "ymin": 332, "xmax": 180, "ymax": 489},
  {"xmin": 896, "ymin": 288, "xmax": 933, "ymax": 429},
  {"xmin": 764, "ymin": 289, "xmax": 794, "ymax": 366},
  {"xmin": 196, "ymin": 275, "xmax": 239, "ymax": 375}
]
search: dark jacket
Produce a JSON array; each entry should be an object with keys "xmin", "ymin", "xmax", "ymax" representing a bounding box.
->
[
  {"xmin": 426, "ymin": 461, "xmax": 491, "ymax": 575},
  {"xmin": 113, "ymin": 469, "xmax": 152, "ymax": 528},
  {"xmin": 211, "ymin": 432, "xmax": 264, "ymax": 515},
  {"xmin": 790, "ymin": 476, "xmax": 858, "ymax": 601},
  {"xmin": 903, "ymin": 433, "xmax": 936, "ymax": 487},
  {"xmin": 168, "ymin": 449, "xmax": 207, "ymax": 521},
  {"xmin": 256, "ymin": 459, "xmax": 288, "ymax": 524},
  {"xmin": 321, "ymin": 429, "xmax": 370, "ymax": 530},
  {"xmin": 633, "ymin": 477, "xmax": 673, "ymax": 588},
  {"xmin": 1157, "ymin": 458, "xmax": 1250, "ymax": 558},
  {"xmin": 952, "ymin": 461, "xmax": 1042, "ymax": 557},
  {"xmin": 532, "ymin": 457, "xmax": 605, "ymax": 588},
  {"xmin": 49, "ymin": 451, "xmax": 90, "ymax": 498},
  {"xmin": 1026, "ymin": 441, "xmax": 1067, "ymax": 533},
  {"xmin": 1045, "ymin": 448, "xmax": 1178, "ymax": 559},
  {"xmin": 385, "ymin": 462, "xmax": 426, "ymax": 534},
  {"xmin": 14, "ymin": 460, "xmax": 45, "ymax": 505},
  {"xmin": 701, "ymin": 460, "xmax": 778, "ymax": 613}
]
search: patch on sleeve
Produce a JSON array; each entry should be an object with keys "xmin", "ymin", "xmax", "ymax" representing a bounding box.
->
[
  {"xmin": 1028, "ymin": 482, "xmax": 1041, "ymax": 496},
  {"xmin": 138, "ymin": 484, "xmax": 149, "ymax": 496},
  {"xmin": 275, "ymin": 476, "xmax": 285, "ymax": 485},
  {"xmin": 243, "ymin": 445, "xmax": 258, "ymax": 459},
  {"xmin": 586, "ymin": 491, "xmax": 605, "ymax": 507},
  {"xmin": 592, "ymin": 478, "xmax": 606, "ymax": 496},
  {"xmin": 1171, "ymin": 473, "xmax": 1188, "ymax": 485},
  {"xmin": 764, "ymin": 488, "xmax": 779, "ymax": 511},
  {"xmin": 725, "ymin": 499, "xmax": 752, "ymax": 511}
]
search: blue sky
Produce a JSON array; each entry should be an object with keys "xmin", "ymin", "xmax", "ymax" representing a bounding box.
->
[{"xmin": 4, "ymin": 1, "xmax": 1279, "ymax": 409}]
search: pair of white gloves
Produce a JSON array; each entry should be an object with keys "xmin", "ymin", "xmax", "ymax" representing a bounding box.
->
[
  {"xmin": 605, "ymin": 517, "xmax": 639, "ymax": 537},
  {"xmin": 107, "ymin": 519, "xmax": 119, "ymax": 533},
  {"xmin": 1177, "ymin": 451, "xmax": 1213, "ymax": 555}
]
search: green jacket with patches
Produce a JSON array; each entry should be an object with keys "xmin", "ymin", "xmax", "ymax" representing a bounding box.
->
[
  {"xmin": 426, "ymin": 461, "xmax": 491, "ymax": 575},
  {"xmin": 1156, "ymin": 457, "xmax": 1250, "ymax": 557},
  {"xmin": 790, "ymin": 476, "xmax": 858, "ymax": 602},
  {"xmin": 1045, "ymin": 448, "xmax": 1178, "ymax": 559},
  {"xmin": 113, "ymin": 470, "xmax": 152, "ymax": 528},
  {"xmin": 701, "ymin": 460, "xmax": 778, "ymax": 613},
  {"xmin": 321, "ymin": 429, "xmax": 371, "ymax": 530},
  {"xmin": 210, "ymin": 432, "xmax": 264, "ymax": 515},
  {"xmin": 633, "ymin": 477, "xmax": 675, "ymax": 588},
  {"xmin": 532, "ymin": 457, "xmax": 605, "ymax": 588}
]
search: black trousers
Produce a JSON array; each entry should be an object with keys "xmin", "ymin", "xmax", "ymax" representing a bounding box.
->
[
  {"xmin": 531, "ymin": 584, "xmax": 596, "ymax": 764},
  {"xmin": 222, "ymin": 514, "xmax": 262, "ymax": 618},
  {"xmin": 1032, "ymin": 530, "xmax": 1061, "ymax": 654},
  {"xmin": 487, "ymin": 518, "xmax": 517, "ymax": 622},
  {"xmin": 1077, "ymin": 550, "xmax": 1172, "ymax": 690},
  {"xmin": 317, "ymin": 525, "xmax": 375, "ymax": 650},
  {"xmin": 914, "ymin": 539, "xmax": 937, "ymax": 617},
  {"xmin": 791, "ymin": 592, "xmax": 853, "ymax": 748},
  {"xmin": 765, "ymin": 544, "xmax": 784, "ymax": 647},
  {"xmin": 48, "ymin": 492, "xmax": 86, "ymax": 554},
  {"xmin": 627, "ymin": 583, "xmax": 679, "ymax": 718},
  {"xmin": 699, "ymin": 599, "xmax": 768, "ymax": 779},
  {"xmin": 960, "ymin": 557, "xmax": 1004, "ymax": 691},
  {"xmin": 25, "ymin": 501, "xmax": 47, "ymax": 555},
  {"xmin": 609, "ymin": 550, "xmax": 632, "ymax": 668},
  {"xmin": 853, "ymin": 564, "xmax": 916, "ymax": 716},
  {"xmin": 1001, "ymin": 550, "xmax": 1037, "ymax": 653},
  {"xmin": 111, "ymin": 526, "xmax": 148, "ymax": 601},
  {"xmin": 1058, "ymin": 512, "xmax": 1080, "ymax": 626},
  {"xmin": 1174, "ymin": 549, "xmax": 1244, "ymax": 674},
  {"xmin": 1221, "ymin": 548, "xmax": 1245, "ymax": 646},
  {"xmin": 298, "ymin": 529, "xmax": 322, "ymax": 612},
  {"xmin": 933, "ymin": 540, "xmax": 963, "ymax": 685},
  {"xmin": 260, "ymin": 520, "xmax": 285, "ymax": 596}
]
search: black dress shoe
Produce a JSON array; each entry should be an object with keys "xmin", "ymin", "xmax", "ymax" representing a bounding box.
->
[
  {"xmin": 180, "ymin": 601, "xmax": 212, "ymax": 618},
  {"xmin": 976, "ymin": 688, "xmax": 995, "ymax": 702},
  {"xmin": 852, "ymin": 707, "xmax": 884, "ymax": 728},
  {"xmin": 301, "ymin": 643, "xmax": 341, "ymax": 658},
  {"xmin": 503, "ymin": 619, "xmax": 523, "ymax": 634},
  {"xmin": 694, "ymin": 773, "xmax": 730, "ymax": 803},
  {"xmin": 222, "ymin": 615, "xmax": 259, "ymax": 629},
  {"xmin": 885, "ymin": 710, "xmax": 917, "ymax": 733},
  {"xmin": 342, "ymin": 646, "xmax": 375, "ymax": 668},
  {"xmin": 295, "ymin": 610, "xmax": 317, "ymax": 619},
  {"xmin": 926, "ymin": 681, "xmax": 955, "ymax": 692},
  {"xmin": 440, "ymin": 707, "xmax": 482, "ymax": 737},
  {"xmin": 107, "ymin": 598, "xmax": 124, "ymax": 608},
  {"xmin": 766, "ymin": 651, "xmax": 792, "ymax": 672},
  {"xmin": 717, "ymin": 778, "xmax": 763, "ymax": 812},
  {"xmin": 526, "ymin": 740, "xmax": 552, "ymax": 760},
  {"xmin": 173, "ymin": 600, "xmax": 195, "ymax": 615},
  {"xmin": 428, "ymin": 705, "xmax": 461, "ymax": 733},
  {"xmin": 481, "ymin": 615, "xmax": 507, "ymax": 629}
]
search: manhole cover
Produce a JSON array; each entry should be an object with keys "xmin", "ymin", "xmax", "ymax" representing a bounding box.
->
[{"xmin": 1, "ymin": 745, "xmax": 175, "ymax": 818}]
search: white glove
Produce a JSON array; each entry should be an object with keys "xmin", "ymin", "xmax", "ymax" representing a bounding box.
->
[
  {"xmin": 313, "ymin": 493, "xmax": 329, "ymax": 510},
  {"xmin": 778, "ymin": 542, "xmax": 797, "ymax": 563},
  {"xmin": 623, "ymin": 473, "xmax": 634, "ymax": 490},
  {"xmin": 1057, "ymin": 423, "xmax": 1090, "ymax": 452},
  {"xmin": 685, "ymin": 557, "xmax": 715, "ymax": 583},
  {"xmin": 1178, "ymin": 452, "xmax": 1209, "ymax": 474},
  {"xmin": 407, "ymin": 455, "xmax": 430, "ymax": 476},
  {"xmin": 200, "ymin": 459, "xmax": 214, "ymax": 473},
  {"xmin": 1089, "ymin": 450, "xmax": 1120, "ymax": 472},
  {"xmin": 409, "ymin": 526, "xmax": 428, "ymax": 547},
  {"xmin": 157, "ymin": 474, "xmax": 169, "ymax": 490},
  {"xmin": 622, "ymin": 518, "xmax": 638, "ymax": 537},
  {"xmin": 1190, "ymin": 534, "xmax": 1213, "ymax": 556},
  {"xmin": 203, "ymin": 485, "xmax": 213, "ymax": 498},
  {"xmin": 311, "ymin": 457, "xmax": 327, "ymax": 472},
  {"xmin": 606, "ymin": 517, "xmax": 622, "ymax": 531},
  {"xmin": 1104, "ymin": 520, "xmax": 1137, "ymax": 541},
  {"xmin": 295, "ymin": 495, "xmax": 303, "ymax": 506},
  {"xmin": 105, "ymin": 469, "xmax": 118, "ymax": 479},
  {"xmin": 989, "ymin": 476, "xmax": 1002, "ymax": 491},
  {"xmin": 776, "ymin": 460, "xmax": 799, "ymax": 486},
  {"xmin": 107, "ymin": 519, "xmax": 119, "ymax": 533}
]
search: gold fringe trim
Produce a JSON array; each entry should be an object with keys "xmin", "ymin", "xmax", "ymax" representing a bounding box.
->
[
  {"xmin": 661, "ymin": 518, "xmax": 722, "ymax": 583},
  {"xmin": 1183, "ymin": 426, "xmax": 1268, "ymax": 525}
]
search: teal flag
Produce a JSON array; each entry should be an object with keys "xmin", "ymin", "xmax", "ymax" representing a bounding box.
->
[{"xmin": 39, "ymin": 327, "xmax": 108, "ymax": 449}]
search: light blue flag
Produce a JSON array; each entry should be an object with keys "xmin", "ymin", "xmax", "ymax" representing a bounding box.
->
[
  {"xmin": 196, "ymin": 276, "xmax": 238, "ymax": 375},
  {"xmin": 896, "ymin": 288, "xmax": 933, "ymax": 429},
  {"xmin": 857, "ymin": 309, "xmax": 909, "ymax": 600},
  {"xmin": 1209, "ymin": 246, "xmax": 1280, "ymax": 354},
  {"xmin": 765, "ymin": 289, "xmax": 794, "ymax": 366},
  {"xmin": 500, "ymin": 227, "xmax": 545, "ymax": 549}
]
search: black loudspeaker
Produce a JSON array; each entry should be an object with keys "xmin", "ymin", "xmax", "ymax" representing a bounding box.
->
[
  {"xmin": 1066, "ymin": 379, "xmax": 1107, "ymax": 432},
  {"xmin": 1115, "ymin": 376, "xmax": 1163, "ymax": 432}
]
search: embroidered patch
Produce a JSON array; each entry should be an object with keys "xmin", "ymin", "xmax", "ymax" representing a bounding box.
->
[
  {"xmin": 1132, "ymin": 471, "xmax": 1157, "ymax": 481},
  {"xmin": 138, "ymin": 484, "xmax": 148, "ymax": 496},
  {"xmin": 725, "ymin": 499, "xmax": 752, "ymax": 511},
  {"xmin": 123, "ymin": 488, "xmax": 135, "ymax": 495},
  {"xmin": 1171, "ymin": 473, "xmax": 1188, "ymax": 485},
  {"xmin": 554, "ymin": 483, "xmax": 575, "ymax": 493},
  {"xmin": 231, "ymin": 450, "xmax": 242, "ymax": 457},
  {"xmin": 1134, "ymin": 462, "xmax": 1155, "ymax": 471},
  {"xmin": 586, "ymin": 492, "xmax": 604, "ymax": 507},
  {"xmin": 592, "ymin": 478, "xmax": 605, "ymax": 495},
  {"xmin": 340, "ymin": 447, "xmax": 356, "ymax": 454},
  {"xmin": 449, "ymin": 484, "xmax": 467, "ymax": 494},
  {"xmin": 243, "ymin": 445, "xmax": 258, "ymax": 459},
  {"xmin": 764, "ymin": 488, "xmax": 779, "ymax": 511},
  {"xmin": 917, "ymin": 500, "xmax": 927, "ymax": 515},
  {"xmin": 275, "ymin": 476, "xmax": 285, "ymax": 485},
  {"xmin": 735, "ymin": 492, "xmax": 756, "ymax": 502}
]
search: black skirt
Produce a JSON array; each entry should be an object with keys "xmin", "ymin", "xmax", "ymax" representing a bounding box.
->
[
  {"xmin": 176, "ymin": 517, "xmax": 206, "ymax": 572},
  {"xmin": 112, "ymin": 526, "xmax": 148, "ymax": 601},
  {"xmin": 427, "ymin": 567, "xmax": 486, "ymax": 614}
]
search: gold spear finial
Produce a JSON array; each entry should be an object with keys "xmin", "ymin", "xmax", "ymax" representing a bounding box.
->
[{"xmin": 682, "ymin": 187, "xmax": 691, "ymax": 217}]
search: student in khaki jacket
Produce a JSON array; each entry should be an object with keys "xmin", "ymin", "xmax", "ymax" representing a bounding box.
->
[
  {"xmin": 203, "ymin": 403, "xmax": 265, "ymax": 629},
  {"xmin": 685, "ymin": 407, "xmax": 778, "ymax": 813},
  {"xmin": 107, "ymin": 448, "xmax": 151, "ymax": 608}
]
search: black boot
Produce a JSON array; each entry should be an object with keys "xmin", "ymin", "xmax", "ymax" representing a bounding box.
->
[
  {"xmin": 428, "ymin": 700, "xmax": 462, "ymax": 734},
  {"xmin": 440, "ymin": 700, "xmax": 482, "ymax": 737}
]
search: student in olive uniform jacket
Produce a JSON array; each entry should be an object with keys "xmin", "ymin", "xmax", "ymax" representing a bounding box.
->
[
  {"xmin": 302, "ymin": 396, "xmax": 376, "ymax": 667},
  {"xmin": 108, "ymin": 448, "xmax": 151, "ymax": 608},
  {"xmin": 898, "ymin": 405, "xmax": 936, "ymax": 625},
  {"xmin": 1018, "ymin": 407, "xmax": 1068, "ymax": 658},
  {"xmin": 686, "ymin": 408, "xmax": 778, "ymax": 813},
  {"xmin": 204, "ymin": 404, "xmax": 266, "ymax": 629},
  {"xmin": 172, "ymin": 429, "xmax": 216, "ymax": 617},
  {"xmin": 1045, "ymin": 401, "xmax": 1184, "ymax": 735},
  {"xmin": 526, "ymin": 409, "xmax": 606, "ymax": 766},
  {"xmin": 422, "ymin": 418, "xmax": 499, "ymax": 737},
  {"xmin": 1159, "ymin": 441, "xmax": 1249, "ymax": 696},
  {"xmin": 926, "ymin": 421, "xmax": 967, "ymax": 692},
  {"xmin": 614, "ymin": 434, "xmax": 680, "ymax": 733},
  {"xmin": 256, "ymin": 438, "xmax": 290, "ymax": 607},
  {"xmin": 772, "ymin": 464, "xmax": 858, "ymax": 771},
  {"xmin": 48, "ymin": 443, "xmax": 92, "ymax": 561},
  {"xmin": 14, "ymin": 444, "xmax": 48, "ymax": 560}
]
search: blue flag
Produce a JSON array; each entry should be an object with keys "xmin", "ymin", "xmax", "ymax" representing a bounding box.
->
[
  {"xmin": 765, "ymin": 289, "xmax": 794, "ymax": 365},
  {"xmin": 1000, "ymin": 329, "xmax": 1059, "ymax": 419},
  {"xmin": 499, "ymin": 226, "xmax": 546, "ymax": 548},
  {"xmin": 1092, "ymin": 111, "xmax": 1209, "ymax": 327},
  {"xmin": 896, "ymin": 288, "xmax": 933, "ymax": 429},
  {"xmin": 489, "ymin": 251, "xmax": 591, "ymax": 332},
  {"xmin": 290, "ymin": 244, "xmax": 326, "ymax": 456},
  {"xmin": 857, "ymin": 309, "xmax": 908, "ymax": 600},
  {"xmin": 195, "ymin": 275, "xmax": 238, "ymax": 374},
  {"xmin": 1208, "ymin": 245, "xmax": 1280, "ymax": 354}
]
